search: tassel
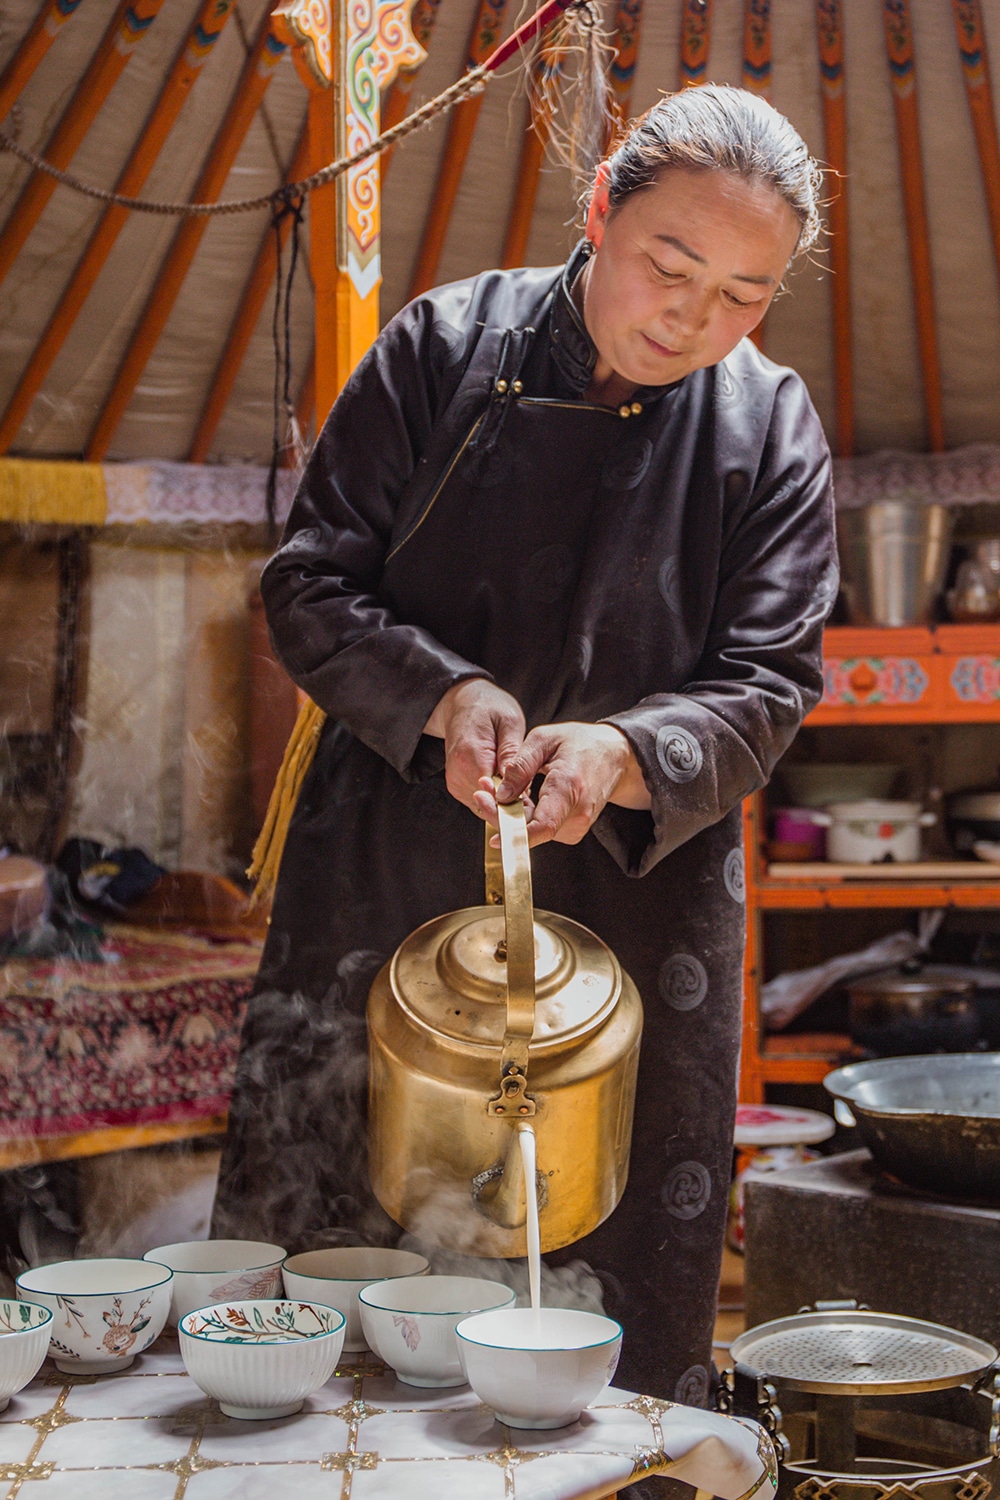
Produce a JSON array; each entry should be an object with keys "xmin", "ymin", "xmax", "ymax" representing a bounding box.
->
[
  {"xmin": 247, "ymin": 697, "xmax": 327, "ymax": 906},
  {"xmin": 531, "ymin": 0, "xmax": 613, "ymax": 197}
]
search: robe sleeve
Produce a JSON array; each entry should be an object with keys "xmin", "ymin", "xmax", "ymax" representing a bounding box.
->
[
  {"xmin": 598, "ymin": 372, "xmax": 838, "ymax": 877},
  {"xmin": 259, "ymin": 295, "xmax": 492, "ymax": 778}
]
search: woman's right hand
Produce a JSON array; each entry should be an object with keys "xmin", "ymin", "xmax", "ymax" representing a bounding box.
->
[{"xmin": 424, "ymin": 679, "xmax": 525, "ymax": 815}]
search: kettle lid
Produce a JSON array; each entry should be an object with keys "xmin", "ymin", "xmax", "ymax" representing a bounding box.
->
[{"xmin": 389, "ymin": 906, "xmax": 621, "ymax": 1053}]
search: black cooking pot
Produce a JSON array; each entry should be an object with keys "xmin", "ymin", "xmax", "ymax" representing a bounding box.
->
[
  {"xmin": 946, "ymin": 791, "xmax": 1000, "ymax": 854},
  {"xmin": 847, "ymin": 963, "xmax": 981, "ymax": 1056}
]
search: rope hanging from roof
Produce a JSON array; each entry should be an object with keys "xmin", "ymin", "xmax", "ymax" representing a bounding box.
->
[{"xmin": 0, "ymin": 0, "xmax": 598, "ymax": 219}]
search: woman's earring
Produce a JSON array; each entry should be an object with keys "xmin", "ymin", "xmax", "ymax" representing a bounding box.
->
[{"xmin": 582, "ymin": 239, "xmax": 595, "ymax": 257}]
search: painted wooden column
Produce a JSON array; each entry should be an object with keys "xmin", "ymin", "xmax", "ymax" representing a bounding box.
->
[
  {"xmin": 273, "ymin": 0, "xmax": 425, "ymax": 423},
  {"xmin": 817, "ymin": 0, "xmax": 854, "ymax": 457},
  {"xmin": 952, "ymin": 2, "xmax": 1000, "ymax": 294},
  {"xmin": 679, "ymin": 0, "xmax": 713, "ymax": 89}
]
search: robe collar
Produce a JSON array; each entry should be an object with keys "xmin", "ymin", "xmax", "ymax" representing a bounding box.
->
[{"xmin": 548, "ymin": 240, "xmax": 688, "ymax": 405}]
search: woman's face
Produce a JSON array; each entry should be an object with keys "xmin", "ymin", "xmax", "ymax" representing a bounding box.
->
[{"xmin": 581, "ymin": 165, "xmax": 802, "ymax": 389}]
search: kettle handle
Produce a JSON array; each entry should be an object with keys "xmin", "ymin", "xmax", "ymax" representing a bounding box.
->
[{"xmin": 484, "ymin": 785, "xmax": 537, "ymax": 1112}]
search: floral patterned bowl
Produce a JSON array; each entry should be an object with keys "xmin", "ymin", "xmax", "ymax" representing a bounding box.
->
[
  {"xmin": 0, "ymin": 1300, "xmax": 53, "ymax": 1409},
  {"xmin": 281, "ymin": 1247, "xmax": 429, "ymax": 1352},
  {"xmin": 456, "ymin": 1307, "xmax": 623, "ymax": 1429},
  {"xmin": 359, "ymin": 1275, "xmax": 514, "ymax": 1387},
  {"xmin": 178, "ymin": 1299, "xmax": 346, "ymax": 1419},
  {"xmin": 143, "ymin": 1240, "xmax": 286, "ymax": 1326},
  {"xmin": 16, "ymin": 1258, "xmax": 173, "ymax": 1374}
]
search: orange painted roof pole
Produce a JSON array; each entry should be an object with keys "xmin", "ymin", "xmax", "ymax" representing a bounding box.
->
[
  {"xmin": 0, "ymin": 0, "xmax": 241, "ymax": 455},
  {"xmin": 84, "ymin": 20, "xmax": 288, "ymax": 461},
  {"xmin": 187, "ymin": 125, "xmax": 310, "ymax": 465},
  {"xmin": 0, "ymin": 0, "xmax": 89, "ymax": 124},
  {"xmin": 952, "ymin": 1, "xmax": 1000, "ymax": 292},
  {"xmin": 380, "ymin": 0, "xmax": 444, "ymax": 177},
  {"xmin": 0, "ymin": 0, "xmax": 168, "ymax": 289},
  {"xmin": 882, "ymin": 0, "xmax": 945, "ymax": 453},
  {"xmin": 816, "ymin": 0, "xmax": 854, "ymax": 457},
  {"xmin": 407, "ymin": 0, "xmax": 511, "ymax": 300}
]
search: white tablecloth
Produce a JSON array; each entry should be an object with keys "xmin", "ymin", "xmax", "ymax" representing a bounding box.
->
[{"xmin": 0, "ymin": 1335, "xmax": 777, "ymax": 1499}]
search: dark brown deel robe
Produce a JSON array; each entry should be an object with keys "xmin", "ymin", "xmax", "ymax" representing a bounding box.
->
[{"xmin": 212, "ymin": 245, "xmax": 837, "ymax": 1420}]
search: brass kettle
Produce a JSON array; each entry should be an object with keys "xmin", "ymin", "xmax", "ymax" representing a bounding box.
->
[{"xmin": 367, "ymin": 792, "xmax": 643, "ymax": 1257}]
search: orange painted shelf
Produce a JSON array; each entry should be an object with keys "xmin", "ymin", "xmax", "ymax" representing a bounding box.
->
[{"xmin": 739, "ymin": 623, "xmax": 1000, "ymax": 1102}]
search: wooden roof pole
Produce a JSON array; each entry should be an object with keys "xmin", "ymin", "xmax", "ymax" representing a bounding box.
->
[
  {"xmin": 0, "ymin": 0, "xmax": 241, "ymax": 455},
  {"xmin": 84, "ymin": 20, "xmax": 289, "ymax": 460},
  {"xmin": 0, "ymin": 0, "xmax": 169, "ymax": 288},
  {"xmin": 0, "ymin": 0, "xmax": 89, "ymax": 123},
  {"xmin": 952, "ymin": 3, "xmax": 1000, "ymax": 290},
  {"xmin": 273, "ymin": 0, "xmax": 425, "ymax": 424},
  {"xmin": 500, "ymin": 118, "xmax": 546, "ymax": 270},
  {"xmin": 680, "ymin": 0, "xmax": 713, "ymax": 88},
  {"xmin": 408, "ymin": 0, "xmax": 510, "ymax": 300},
  {"xmin": 816, "ymin": 0, "xmax": 854, "ymax": 457},
  {"xmin": 187, "ymin": 126, "xmax": 310, "ymax": 464},
  {"xmin": 741, "ymin": 1, "xmax": 771, "ymax": 353},
  {"xmin": 380, "ymin": 0, "xmax": 444, "ymax": 177},
  {"xmin": 882, "ymin": 0, "xmax": 945, "ymax": 453}
]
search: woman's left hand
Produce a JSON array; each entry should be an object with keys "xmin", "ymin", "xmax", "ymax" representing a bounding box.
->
[{"xmin": 472, "ymin": 722, "xmax": 651, "ymax": 847}]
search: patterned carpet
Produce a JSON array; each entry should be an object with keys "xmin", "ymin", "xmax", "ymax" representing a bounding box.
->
[{"xmin": 0, "ymin": 925, "xmax": 260, "ymax": 1141}]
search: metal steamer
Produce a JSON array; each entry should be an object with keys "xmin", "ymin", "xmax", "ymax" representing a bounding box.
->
[
  {"xmin": 366, "ymin": 792, "xmax": 643, "ymax": 1257},
  {"xmin": 718, "ymin": 1302, "xmax": 1000, "ymax": 1500}
]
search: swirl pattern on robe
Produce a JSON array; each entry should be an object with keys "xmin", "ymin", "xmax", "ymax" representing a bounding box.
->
[
  {"xmin": 662, "ymin": 1160, "xmax": 712, "ymax": 1220},
  {"xmin": 658, "ymin": 954, "xmax": 708, "ymax": 1012},
  {"xmin": 655, "ymin": 725, "xmax": 703, "ymax": 783}
]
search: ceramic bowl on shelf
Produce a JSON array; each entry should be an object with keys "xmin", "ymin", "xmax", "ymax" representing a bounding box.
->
[
  {"xmin": 456, "ymin": 1307, "xmax": 622, "ymax": 1429},
  {"xmin": 143, "ymin": 1240, "xmax": 286, "ymax": 1325},
  {"xmin": 178, "ymin": 1299, "xmax": 345, "ymax": 1419},
  {"xmin": 281, "ymin": 1247, "xmax": 429, "ymax": 1353},
  {"xmin": 0, "ymin": 1300, "xmax": 53, "ymax": 1409},
  {"xmin": 359, "ymin": 1274, "xmax": 515, "ymax": 1387},
  {"xmin": 17, "ymin": 1258, "xmax": 173, "ymax": 1374}
]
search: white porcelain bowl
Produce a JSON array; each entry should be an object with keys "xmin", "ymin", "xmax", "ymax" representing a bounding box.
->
[
  {"xmin": 17, "ymin": 1258, "xmax": 173, "ymax": 1374},
  {"xmin": 143, "ymin": 1240, "xmax": 286, "ymax": 1325},
  {"xmin": 456, "ymin": 1307, "xmax": 623, "ymax": 1429},
  {"xmin": 0, "ymin": 1300, "xmax": 53, "ymax": 1409},
  {"xmin": 359, "ymin": 1275, "xmax": 515, "ymax": 1387},
  {"xmin": 281, "ymin": 1247, "xmax": 429, "ymax": 1352},
  {"xmin": 179, "ymin": 1299, "xmax": 346, "ymax": 1419}
]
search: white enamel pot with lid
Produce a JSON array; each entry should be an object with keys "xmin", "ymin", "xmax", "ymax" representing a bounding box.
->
[{"xmin": 807, "ymin": 800, "xmax": 936, "ymax": 864}]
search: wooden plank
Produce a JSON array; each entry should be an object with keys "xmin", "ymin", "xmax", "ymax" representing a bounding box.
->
[
  {"xmin": 408, "ymin": 0, "xmax": 510, "ymax": 299},
  {"xmin": 187, "ymin": 124, "xmax": 310, "ymax": 464},
  {"xmin": 84, "ymin": 20, "xmax": 288, "ymax": 461},
  {"xmin": 0, "ymin": 0, "xmax": 88, "ymax": 124},
  {"xmin": 0, "ymin": 0, "xmax": 169, "ymax": 289},
  {"xmin": 680, "ymin": 0, "xmax": 713, "ymax": 88},
  {"xmin": 740, "ymin": 795, "xmax": 766, "ymax": 1104},
  {"xmin": 0, "ymin": 1115, "xmax": 227, "ymax": 1171},
  {"xmin": 609, "ymin": 0, "xmax": 644, "ymax": 125},
  {"xmin": 816, "ymin": 0, "xmax": 854, "ymax": 456},
  {"xmin": 500, "ymin": 77, "xmax": 548, "ymax": 270},
  {"xmin": 767, "ymin": 861, "xmax": 1000, "ymax": 881},
  {"xmin": 757, "ymin": 882, "xmax": 1000, "ymax": 909},
  {"xmin": 0, "ymin": 0, "xmax": 241, "ymax": 455},
  {"xmin": 882, "ymin": 0, "xmax": 945, "ymax": 452}
]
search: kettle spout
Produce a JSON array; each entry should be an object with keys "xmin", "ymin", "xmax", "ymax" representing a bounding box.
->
[{"xmin": 472, "ymin": 1131, "xmax": 527, "ymax": 1229}]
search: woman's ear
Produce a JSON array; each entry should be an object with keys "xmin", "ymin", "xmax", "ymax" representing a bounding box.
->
[{"xmin": 584, "ymin": 162, "xmax": 612, "ymax": 250}]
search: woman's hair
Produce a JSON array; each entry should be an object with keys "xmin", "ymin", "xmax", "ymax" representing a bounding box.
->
[{"xmin": 602, "ymin": 85, "xmax": 823, "ymax": 256}]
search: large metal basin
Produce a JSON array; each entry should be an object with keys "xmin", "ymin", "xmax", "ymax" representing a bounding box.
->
[
  {"xmin": 823, "ymin": 1053, "xmax": 1000, "ymax": 1200},
  {"xmin": 837, "ymin": 501, "xmax": 954, "ymax": 626}
]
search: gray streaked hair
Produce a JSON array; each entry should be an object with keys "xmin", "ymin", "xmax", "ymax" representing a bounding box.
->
[{"xmin": 602, "ymin": 85, "xmax": 823, "ymax": 256}]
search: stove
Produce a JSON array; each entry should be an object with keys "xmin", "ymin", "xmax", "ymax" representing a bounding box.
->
[{"xmin": 744, "ymin": 1150, "xmax": 1000, "ymax": 1349}]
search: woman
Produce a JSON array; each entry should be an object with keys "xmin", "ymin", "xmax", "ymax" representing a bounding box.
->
[{"xmin": 213, "ymin": 84, "xmax": 837, "ymax": 1419}]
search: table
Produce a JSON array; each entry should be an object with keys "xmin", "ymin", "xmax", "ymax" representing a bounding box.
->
[{"xmin": 0, "ymin": 1333, "xmax": 777, "ymax": 1500}]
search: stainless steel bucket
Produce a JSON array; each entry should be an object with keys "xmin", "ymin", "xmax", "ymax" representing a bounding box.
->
[{"xmin": 836, "ymin": 500, "xmax": 954, "ymax": 626}]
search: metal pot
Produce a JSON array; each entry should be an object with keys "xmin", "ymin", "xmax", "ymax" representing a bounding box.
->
[
  {"xmin": 846, "ymin": 963, "xmax": 980, "ymax": 1056},
  {"xmin": 366, "ymin": 793, "xmax": 643, "ymax": 1257},
  {"xmin": 808, "ymin": 799, "xmax": 936, "ymax": 863},
  {"xmin": 947, "ymin": 790, "xmax": 1000, "ymax": 854},
  {"xmin": 837, "ymin": 500, "xmax": 954, "ymax": 626},
  {"xmin": 823, "ymin": 1052, "xmax": 1000, "ymax": 1199}
]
